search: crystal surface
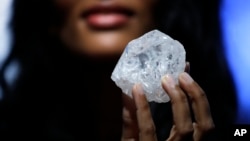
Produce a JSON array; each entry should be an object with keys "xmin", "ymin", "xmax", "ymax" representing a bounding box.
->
[{"xmin": 111, "ymin": 30, "xmax": 186, "ymax": 103}]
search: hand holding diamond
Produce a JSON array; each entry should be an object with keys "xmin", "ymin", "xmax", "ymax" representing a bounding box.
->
[
  {"xmin": 111, "ymin": 30, "xmax": 186, "ymax": 103},
  {"xmin": 121, "ymin": 69, "xmax": 214, "ymax": 141},
  {"xmin": 112, "ymin": 30, "xmax": 214, "ymax": 141}
]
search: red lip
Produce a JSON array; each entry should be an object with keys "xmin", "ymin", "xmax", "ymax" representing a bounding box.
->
[{"xmin": 82, "ymin": 4, "xmax": 134, "ymax": 29}]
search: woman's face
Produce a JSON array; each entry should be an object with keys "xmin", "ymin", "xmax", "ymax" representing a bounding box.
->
[{"xmin": 55, "ymin": 0, "xmax": 157, "ymax": 58}]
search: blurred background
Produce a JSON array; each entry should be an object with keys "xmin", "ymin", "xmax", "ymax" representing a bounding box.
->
[
  {"xmin": 0, "ymin": 0, "xmax": 249, "ymax": 124},
  {"xmin": 220, "ymin": 0, "xmax": 250, "ymax": 124}
]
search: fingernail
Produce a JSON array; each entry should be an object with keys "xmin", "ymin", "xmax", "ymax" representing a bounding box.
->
[
  {"xmin": 180, "ymin": 72, "xmax": 193, "ymax": 84},
  {"xmin": 162, "ymin": 74, "xmax": 175, "ymax": 88},
  {"xmin": 135, "ymin": 84, "xmax": 144, "ymax": 95}
]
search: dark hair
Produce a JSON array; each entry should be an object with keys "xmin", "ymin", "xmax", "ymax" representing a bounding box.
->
[{"xmin": 0, "ymin": 0, "xmax": 237, "ymax": 140}]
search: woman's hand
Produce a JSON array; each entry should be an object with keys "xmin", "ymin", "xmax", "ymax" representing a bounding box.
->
[{"xmin": 121, "ymin": 65, "xmax": 214, "ymax": 141}]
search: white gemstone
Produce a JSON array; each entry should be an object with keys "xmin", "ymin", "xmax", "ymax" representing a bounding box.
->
[{"xmin": 111, "ymin": 30, "xmax": 186, "ymax": 103}]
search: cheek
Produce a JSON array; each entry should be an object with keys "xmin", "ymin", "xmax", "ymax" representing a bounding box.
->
[
  {"xmin": 137, "ymin": 8, "xmax": 156, "ymax": 29},
  {"xmin": 135, "ymin": 0, "xmax": 157, "ymax": 9},
  {"xmin": 133, "ymin": 0, "xmax": 157, "ymax": 19}
]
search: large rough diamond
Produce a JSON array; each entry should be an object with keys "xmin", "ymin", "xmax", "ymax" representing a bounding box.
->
[{"xmin": 111, "ymin": 29, "xmax": 186, "ymax": 103}]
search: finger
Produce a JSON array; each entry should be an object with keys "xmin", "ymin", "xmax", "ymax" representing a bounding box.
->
[
  {"xmin": 179, "ymin": 72, "xmax": 214, "ymax": 125},
  {"xmin": 179, "ymin": 72, "xmax": 214, "ymax": 140},
  {"xmin": 185, "ymin": 62, "xmax": 190, "ymax": 73},
  {"xmin": 121, "ymin": 94, "xmax": 139, "ymax": 141},
  {"xmin": 132, "ymin": 84, "xmax": 157, "ymax": 141},
  {"xmin": 161, "ymin": 75, "xmax": 193, "ymax": 138},
  {"xmin": 167, "ymin": 125, "xmax": 192, "ymax": 141}
]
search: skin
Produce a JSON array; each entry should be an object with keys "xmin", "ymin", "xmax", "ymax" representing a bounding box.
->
[
  {"xmin": 121, "ymin": 63, "xmax": 215, "ymax": 141},
  {"xmin": 55, "ymin": 0, "xmax": 157, "ymax": 57},
  {"xmin": 55, "ymin": 0, "xmax": 214, "ymax": 140}
]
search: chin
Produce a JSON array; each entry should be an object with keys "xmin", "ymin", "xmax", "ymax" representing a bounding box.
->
[
  {"xmin": 80, "ymin": 41, "xmax": 126, "ymax": 58},
  {"xmin": 64, "ymin": 40, "xmax": 124, "ymax": 61},
  {"xmin": 68, "ymin": 30, "xmax": 138, "ymax": 57}
]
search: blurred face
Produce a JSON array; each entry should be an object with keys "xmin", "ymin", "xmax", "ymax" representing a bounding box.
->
[{"xmin": 55, "ymin": 0, "xmax": 157, "ymax": 58}]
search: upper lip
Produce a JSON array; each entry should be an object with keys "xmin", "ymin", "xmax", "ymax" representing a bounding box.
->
[{"xmin": 81, "ymin": 4, "xmax": 134, "ymax": 18}]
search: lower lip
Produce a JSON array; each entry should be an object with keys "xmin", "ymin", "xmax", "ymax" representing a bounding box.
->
[{"xmin": 86, "ymin": 13, "xmax": 129, "ymax": 29}]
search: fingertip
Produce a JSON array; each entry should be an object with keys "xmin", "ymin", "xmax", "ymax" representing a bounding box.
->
[
  {"xmin": 161, "ymin": 74, "xmax": 176, "ymax": 89},
  {"xmin": 132, "ymin": 83, "xmax": 145, "ymax": 101},
  {"xmin": 135, "ymin": 84, "xmax": 144, "ymax": 95},
  {"xmin": 132, "ymin": 83, "xmax": 144, "ymax": 95},
  {"xmin": 185, "ymin": 62, "xmax": 190, "ymax": 73}
]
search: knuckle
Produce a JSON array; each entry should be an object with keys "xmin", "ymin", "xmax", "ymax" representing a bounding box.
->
[
  {"xmin": 178, "ymin": 125, "xmax": 194, "ymax": 136},
  {"xmin": 196, "ymin": 89, "xmax": 206, "ymax": 99},
  {"xmin": 184, "ymin": 81, "xmax": 206, "ymax": 98},
  {"xmin": 171, "ymin": 89, "xmax": 188, "ymax": 104},
  {"xmin": 140, "ymin": 102, "xmax": 149, "ymax": 111},
  {"xmin": 190, "ymin": 89, "xmax": 206, "ymax": 102},
  {"xmin": 178, "ymin": 92, "xmax": 188, "ymax": 101},
  {"xmin": 199, "ymin": 122, "xmax": 215, "ymax": 133},
  {"xmin": 140, "ymin": 123, "xmax": 156, "ymax": 135}
]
